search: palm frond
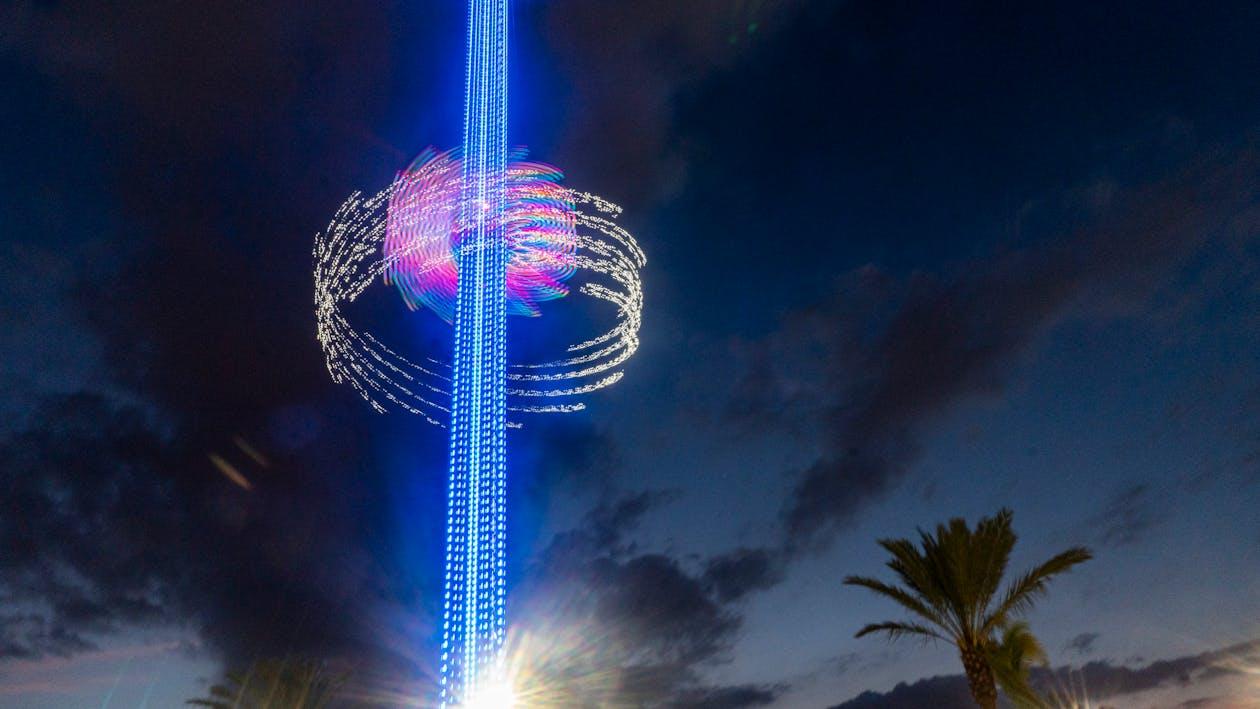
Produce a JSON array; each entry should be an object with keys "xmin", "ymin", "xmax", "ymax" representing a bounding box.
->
[
  {"xmin": 984, "ymin": 547, "xmax": 1093, "ymax": 632},
  {"xmin": 986, "ymin": 621, "xmax": 1049, "ymax": 708},
  {"xmin": 854, "ymin": 621, "xmax": 946, "ymax": 642},
  {"xmin": 843, "ymin": 575, "xmax": 955, "ymax": 635},
  {"xmin": 968, "ymin": 509, "xmax": 1017, "ymax": 631},
  {"xmin": 877, "ymin": 537, "xmax": 933, "ymax": 598},
  {"xmin": 879, "ymin": 536, "xmax": 963, "ymax": 635},
  {"xmin": 921, "ymin": 521, "xmax": 972, "ymax": 637}
]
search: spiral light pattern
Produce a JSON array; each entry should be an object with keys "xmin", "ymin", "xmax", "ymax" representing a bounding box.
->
[{"xmin": 312, "ymin": 175, "xmax": 645, "ymax": 427}]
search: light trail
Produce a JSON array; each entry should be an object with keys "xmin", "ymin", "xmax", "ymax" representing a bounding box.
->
[
  {"xmin": 312, "ymin": 172, "xmax": 645, "ymax": 426},
  {"xmin": 312, "ymin": 2, "xmax": 645, "ymax": 704}
]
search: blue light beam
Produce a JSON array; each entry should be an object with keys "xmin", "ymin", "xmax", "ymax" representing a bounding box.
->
[{"xmin": 440, "ymin": 0, "xmax": 510, "ymax": 706}]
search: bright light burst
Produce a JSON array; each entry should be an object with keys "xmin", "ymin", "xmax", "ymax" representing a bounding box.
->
[
  {"xmin": 464, "ymin": 680, "xmax": 517, "ymax": 709},
  {"xmin": 312, "ymin": 0, "xmax": 644, "ymax": 704}
]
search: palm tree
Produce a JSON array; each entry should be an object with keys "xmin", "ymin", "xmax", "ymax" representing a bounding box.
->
[
  {"xmin": 187, "ymin": 658, "xmax": 345, "ymax": 708},
  {"xmin": 845, "ymin": 509, "xmax": 1091, "ymax": 709},
  {"xmin": 987, "ymin": 620, "xmax": 1048, "ymax": 707}
]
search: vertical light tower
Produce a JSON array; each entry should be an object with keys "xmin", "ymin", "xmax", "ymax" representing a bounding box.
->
[
  {"xmin": 314, "ymin": 0, "xmax": 643, "ymax": 701},
  {"xmin": 442, "ymin": 0, "xmax": 510, "ymax": 706}
]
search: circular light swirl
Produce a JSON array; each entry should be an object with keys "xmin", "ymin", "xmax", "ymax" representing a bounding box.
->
[
  {"xmin": 313, "ymin": 150, "xmax": 645, "ymax": 427},
  {"xmin": 383, "ymin": 148, "xmax": 580, "ymax": 323}
]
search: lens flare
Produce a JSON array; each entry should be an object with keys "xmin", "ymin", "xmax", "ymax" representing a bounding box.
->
[{"xmin": 465, "ymin": 679, "xmax": 516, "ymax": 709}]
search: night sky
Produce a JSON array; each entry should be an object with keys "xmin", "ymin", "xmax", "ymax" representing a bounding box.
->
[{"xmin": 3, "ymin": 1, "xmax": 1260, "ymax": 707}]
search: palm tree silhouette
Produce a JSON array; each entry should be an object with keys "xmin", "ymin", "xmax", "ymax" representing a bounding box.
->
[
  {"xmin": 187, "ymin": 658, "xmax": 345, "ymax": 708},
  {"xmin": 846, "ymin": 509, "xmax": 1091, "ymax": 709}
]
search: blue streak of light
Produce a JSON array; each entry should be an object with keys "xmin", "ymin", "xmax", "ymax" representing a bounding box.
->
[{"xmin": 440, "ymin": 0, "xmax": 510, "ymax": 705}]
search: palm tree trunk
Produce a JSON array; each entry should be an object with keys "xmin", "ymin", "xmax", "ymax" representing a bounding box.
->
[{"xmin": 960, "ymin": 646, "xmax": 998, "ymax": 709}]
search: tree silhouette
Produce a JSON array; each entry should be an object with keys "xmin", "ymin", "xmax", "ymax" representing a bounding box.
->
[
  {"xmin": 187, "ymin": 658, "xmax": 345, "ymax": 709},
  {"xmin": 846, "ymin": 509, "xmax": 1091, "ymax": 708}
]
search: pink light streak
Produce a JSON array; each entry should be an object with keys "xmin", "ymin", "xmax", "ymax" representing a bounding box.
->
[{"xmin": 383, "ymin": 148, "xmax": 578, "ymax": 323}]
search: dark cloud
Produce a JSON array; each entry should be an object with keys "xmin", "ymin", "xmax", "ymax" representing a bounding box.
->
[
  {"xmin": 1035, "ymin": 640, "xmax": 1260, "ymax": 701},
  {"xmin": 1086, "ymin": 484, "xmax": 1163, "ymax": 548},
  {"xmin": 0, "ymin": 394, "xmax": 184, "ymax": 659},
  {"xmin": 751, "ymin": 146, "xmax": 1260, "ymax": 552},
  {"xmin": 1, "ymin": 0, "xmax": 396, "ymax": 153},
  {"xmin": 667, "ymin": 684, "xmax": 783, "ymax": 709},
  {"xmin": 1065, "ymin": 632, "xmax": 1102, "ymax": 657},
  {"xmin": 830, "ymin": 640, "xmax": 1260, "ymax": 707},
  {"xmin": 830, "ymin": 652, "xmax": 865, "ymax": 677},
  {"xmin": 522, "ymin": 418, "xmax": 623, "ymax": 495},
  {"xmin": 0, "ymin": 392, "xmax": 404, "ymax": 670},
  {"xmin": 0, "ymin": 0, "xmax": 447, "ymax": 683},
  {"xmin": 828, "ymin": 674, "xmax": 975, "ymax": 709},
  {"xmin": 540, "ymin": 0, "xmax": 806, "ymax": 205},
  {"xmin": 594, "ymin": 554, "xmax": 739, "ymax": 673},
  {"xmin": 510, "ymin": 494, "xmax": 787, "ymax": 707},
  {"xmin": 702, "ymin": 547, "xmax": 787, "ymax": 603},
  {"xmin": 584, "ymin": 490, "xmax": 679, "ymax": 554},
  {"xmin": 0, "ymin": 615, "xmax": 95, "ymax": 659}
]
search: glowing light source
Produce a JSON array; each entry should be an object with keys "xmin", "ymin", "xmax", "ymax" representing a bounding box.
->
[
  {"xmin": 464, "ymin": 679, "xmax": 517, "ymax": 709},
  {"xmin": 311, "ymin": 0, "xmax": 645, "ymax": 704},
  {"xmin": 437, "ymin": 0, "xmax": 512, "ymax": 702}
]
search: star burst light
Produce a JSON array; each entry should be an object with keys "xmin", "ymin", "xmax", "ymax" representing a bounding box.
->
[{"xmin": 465, "ymin": 680, "xmax": 518, "ymax": 709}]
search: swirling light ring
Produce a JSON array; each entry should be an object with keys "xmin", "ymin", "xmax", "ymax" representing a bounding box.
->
[
  {"xmin": 383, "ymin": 148, "xmax": 579, "ymax": 322},
  {"xmin": 313, "ymin": 156, "xmax": 644, "ymax": 427}
]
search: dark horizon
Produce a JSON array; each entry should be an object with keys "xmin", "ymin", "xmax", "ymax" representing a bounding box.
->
[{"xmin": 2, "ymin": 1, "xmax": 1260, "ymax": 707}]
